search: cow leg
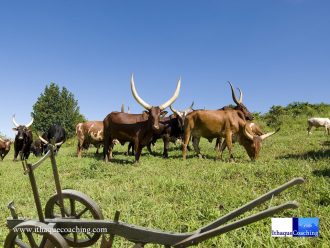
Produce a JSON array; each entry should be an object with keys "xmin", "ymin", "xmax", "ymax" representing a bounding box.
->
[
  {"xmin": 225, "ymin": 131, "xmax": 234, "ymax": 161},
  {"xmin": 214, "ymin": 137, "xmax": 222, "ymax": 152},
  {"xmin": 77, "ymin": 138, "xmax": 83, "ymax": 158},
  {"xmin": 182, "ymin": 129, "xmax": 191, "ymax": 160},
  {"xmin": 192, "ymin": 136, "xmax": 203, "ymax": 159},
  {"xmin": 126, "ymin": 142, "xmax": 134, "ymax": 156},
  {"xmin": 217, "ymin": 139, "xmax": 227, "ymax": 160},
  {"xmin": 13, "ymin": 143, "xmax": 20, "ymax": 161},
  {"xmin": 161, "ymin": 134, "xmax": 170, "ymax": 158},
  {"xmin": 307, "ymin": 125, "xmax": 312, "ymax": 135},
  {"xmin": 77, "ymin": 142, "xmax": 82, "ymax": 158},
  {"xmin": 103, "ymin": 136, "xmax": 113, "ymax": 162},
  {"xmin": 147, "ymin": 143, "xmax": 154, "ymax": 156},
  {"xmin": 134, "ymin": 143, "xmax": 143, "ymax": 163}
]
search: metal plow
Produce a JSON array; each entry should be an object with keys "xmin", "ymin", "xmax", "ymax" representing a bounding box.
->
[{"xmin": 5, "ymin": 144, "xmax": 304, "ymax": 248}]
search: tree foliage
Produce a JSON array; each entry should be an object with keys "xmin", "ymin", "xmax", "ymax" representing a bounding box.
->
[
  {"xmin": 32, "ymin": 83, "xmax": 85, "ymax": 138},
  {"xmin": 261, "ymin": 102, "xmax": 330, "ymax": 128}
]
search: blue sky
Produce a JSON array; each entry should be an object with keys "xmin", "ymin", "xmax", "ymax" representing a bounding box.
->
[{"xmin": 1, "ymin": 1, "xmax": 329, "ymax": 137}]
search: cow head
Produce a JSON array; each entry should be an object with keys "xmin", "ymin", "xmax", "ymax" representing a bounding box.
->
[
  {"xmin": 0, "ymin": 138, "xmax": 11, "ymax": 159},
  {"xmin": 228, "ymin": 81, "xmax": 254, "ymax": 121},
  {"xmin": 130, "ymin": 74, "xmax": 180, "ymax": 132},
  {"xmin": 31, "ymin": 139, "xmax": 43, "ymax": 157},
  {"xmin": 12, "ymin": 115, "xmax": 33, "ymax": 141},
  {"xmin": 170, "ymin": 102, "xmax": 194, "ymax": 129},
  {"xmin": 239, "ymin": 124, "xmax": 279, "ymax": 161},
  {"xmin": 38, "ymin": 135, "xmax": 63, "ymax": 154}
]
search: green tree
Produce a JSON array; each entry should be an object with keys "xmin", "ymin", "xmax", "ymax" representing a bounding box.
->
[{"xmin": 32, "ymin": 83, "xmax": 85, "ymax": 138}]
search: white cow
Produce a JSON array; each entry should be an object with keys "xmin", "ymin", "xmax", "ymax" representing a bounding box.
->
[{"xmin": 307, "ymin": 118, "xmax": 330, "ymax": 135}]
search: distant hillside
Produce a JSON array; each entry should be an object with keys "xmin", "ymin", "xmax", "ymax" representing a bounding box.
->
[{"xmin": 259, "ymin": 102, "xmax": 330, "ymax": 129}]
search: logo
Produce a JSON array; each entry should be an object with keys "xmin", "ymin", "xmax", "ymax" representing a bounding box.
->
[{"xmin": 271, "ymin": 218, "xmax": 319, "ymax": 237}]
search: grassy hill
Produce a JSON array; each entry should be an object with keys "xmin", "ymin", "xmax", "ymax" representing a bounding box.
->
[{"xmin": 0, "ymin": 103, "xmax": 329, "ymax": 247}]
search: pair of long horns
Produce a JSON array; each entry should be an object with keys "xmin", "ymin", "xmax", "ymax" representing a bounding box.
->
[
  {"xmin": 244, "ymin": 124, "xmax": 280, "ymax": 141},
  {"xmin": 38, "ymin": 135, "xmax": 63, "ymax": 147},
  {"xmin": 170, "ymin": 101, "xmax": 194, "ymax": 116},
  {"xmin": 131, "ymin": 74, "xmax": 181, "ymax": 110},
  {"xmin": 121, "ymin": 104, "xmax": 130, "ymax": 113},
  {"xmin": 12, "ymin": 115, "xmax": 34, "ymax": 128},
  {"xmin": 228, "ymin": 81, "xmax": 243, "ymax": 105}
]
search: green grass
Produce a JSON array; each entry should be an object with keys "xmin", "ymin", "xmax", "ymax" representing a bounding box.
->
[{"xmin": 0, "ymin": 118, "xmax": 329, "ymax": 247}]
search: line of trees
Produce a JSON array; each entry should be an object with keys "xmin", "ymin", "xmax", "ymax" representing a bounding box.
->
[{"xmin": 261, "ymin": 102, "xmax": 330, "ymax": 128}]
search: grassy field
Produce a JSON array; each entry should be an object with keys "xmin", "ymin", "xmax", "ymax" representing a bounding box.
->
[{"xmin": 0, "ymin": 117, "xmax": 329, "ymax": 247}]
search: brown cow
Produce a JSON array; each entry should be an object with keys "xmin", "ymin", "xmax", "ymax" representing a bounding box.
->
[
  {"xmin": 76, "ymin": 121, "xmax": 104, "ymax": 157},
  {"xmin": 0, "ymin": 137, "xmax": 11, "ymax": 160},
  {"xmin": 30, "ymin": 138, "xmax": 43, "ymax": 157},
  {"xmin": 191, "ymin": 82, "xmax": 255, "ymax": 154},
  {"xmin": 214, "ymin": 121, "xmax": 264, "ymax": 154},
  {"xmin": 182, "ymin": 109, "xmax": 278, "ymax": 161},
  {"xmin": 103, "ymin": 74, "xmax": 180, "ymax": 163}
]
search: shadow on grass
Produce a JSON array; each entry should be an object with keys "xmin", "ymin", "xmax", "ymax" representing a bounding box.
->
[
  {"xmin": 321, "ymin": 140, "xmax": 330, "ymax": 146},
  {"xmin": 312, "ymin": 168, "xmax": 330, "ymax": 178},
  {"xmin": 277, "ymin": 149, "xmax": 330, "ymax": 160}
]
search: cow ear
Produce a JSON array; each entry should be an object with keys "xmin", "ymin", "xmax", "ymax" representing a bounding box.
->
[
  {"xmin": 160, "ymin": 110, "xmax": 168, "ymax": 117},
  {"xmin": 12, "ymin": 128, "xmax": 18, "ymax": 131}
]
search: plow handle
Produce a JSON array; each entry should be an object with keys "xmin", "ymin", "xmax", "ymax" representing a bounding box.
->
[
  {"xmin": 174, "ymin": 201, "xmax": 298, "ymax": 247},
  {"xmin": 199, "ymin": 177, "xmax": 304, "ymax": 233}
]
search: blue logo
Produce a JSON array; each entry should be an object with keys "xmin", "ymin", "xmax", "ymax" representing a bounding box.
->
[{"xmin": 293, "ymin": 218, "xmax": 319, "ymax": 237}]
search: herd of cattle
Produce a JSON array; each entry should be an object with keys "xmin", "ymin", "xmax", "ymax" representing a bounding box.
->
[{"xmin": 1, "ymin": 75, "xmax": 330, "ymax": 163}]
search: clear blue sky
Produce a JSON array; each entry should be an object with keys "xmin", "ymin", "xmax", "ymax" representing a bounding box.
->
[{"xmin": 1, "ymin": 1, "xmax": 329, "ymax": 137}]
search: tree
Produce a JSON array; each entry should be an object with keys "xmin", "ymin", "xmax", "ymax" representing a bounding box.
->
[{"xmin": 32, "ymin": 83, "xmax": 85, "ymax": 138}]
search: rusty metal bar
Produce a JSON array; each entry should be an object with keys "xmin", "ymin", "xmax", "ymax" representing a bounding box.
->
[
  {"xmin": 49, "ymin": 144, "xmax": 66, "ymax": 218},
  {"xmin": 198, "ymin": 177, "xmax": 304, "ymax": 233},
  {"xmin": 26, "ymin": 163, "xmax": 45, "ymax": 222}
]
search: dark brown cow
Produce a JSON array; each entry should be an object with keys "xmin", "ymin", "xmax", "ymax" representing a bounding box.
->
[
  {"xmin": 12, "ymin": 115, "xmax": 33, "ymax": 161},
  {"xmin": 76, "ymin": 121, "xmax": 104, "ymax": 157},
  {"xmin": 103, "ymin": 74, "xmax": 181, "ymax": 163},
  {"xmin": 30, "ymin": 138, "xmax": 43, "ymax": 157},
  {"xmin": 0, "ymin": 137, "xmax": 11, "ymax": 160},
  {"xmin": 182, "ymin": 109, "xmax": 278, "ymax": 161}
]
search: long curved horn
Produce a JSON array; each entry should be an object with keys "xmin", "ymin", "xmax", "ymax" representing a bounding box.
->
[
  {"xmin": 39, "ymin": 135, "xmax": 49, "ymax": 144},
  {"xmin": 244, "ymin": 124, "xmax": 254, "ymax": 141},
  {"xmin": 260, "ymin": 128, "xmax": 280, "ymax": 141},
  {"xmin": 55, "ymin": 141, "xmax": 64, "ymax": 147},
  {"xmin": 12, "ymin": 115, "xmax": 19, "ymax": 127},
  {"xmin": 170, "ymin": 105, "xmax": 180, "ymax": 116},
  {"xmin": 159, "ymin": 77, "xmax": 181, "ymax": 110},
  {"xmin": 189, "ymin": 101, "xmax": 194, "ymax": 109},
  {"xmin": 130, "ymin": 74, "xmax": 152, "ymax": 110},
  {"xmin": 26, "ymin": 118, "xmax": 34, "ymax": 128},
  {"xmin": 237, "ymin": 87, "xmax": 243, "ymax": 103},
  {"xmin": 228, "ymin": 81, "xmax": 240, "ymax": 105},
  {"xmin": 121, "ymin": 104, "xmax": 124, "ymax": 113}
]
